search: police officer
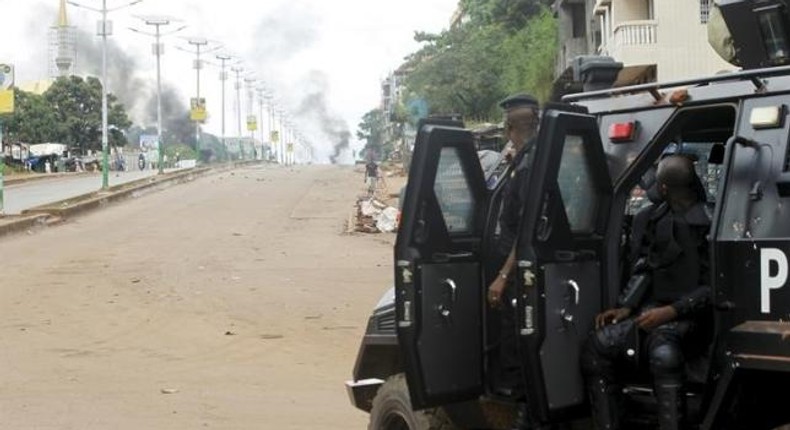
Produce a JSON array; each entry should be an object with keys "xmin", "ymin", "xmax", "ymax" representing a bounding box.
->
[
  {"xmin": 486, "ymin": 93, "xmax": 540, "ymax": 398},
  {"xmin": 581, "ymin": 155, "xmax": 712, "ymax": 430}
]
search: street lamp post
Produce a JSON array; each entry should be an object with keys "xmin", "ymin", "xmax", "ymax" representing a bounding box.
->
[
  {"xmin": 256, "ymin": 87, "xmax": 266, "ymax": 160},
  {"xmin": 244, "ymin": 77, "xmax": 256, "ymax": 160},
  {"xmin": 215, "ymin": 54, "xmax": 233, "ymax": 157},
  {"xmin": 130, "ymin": 16, "xmax": 185, "ymax": 175},
  {"xmin": 69, "ymin": 0, "xmax": 142, "ymax": 190},
  {"xmin": 231, "ymin": 66, "xmax": 243, "ymax": 159},
  {"xmin": 178, "ymin": 37, "xmax": 218, "ymax": 164}
]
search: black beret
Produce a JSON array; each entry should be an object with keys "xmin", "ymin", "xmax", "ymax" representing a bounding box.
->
[{"xmin": 499, "ymin": 93, "xmax": 539, "ymax": 110}]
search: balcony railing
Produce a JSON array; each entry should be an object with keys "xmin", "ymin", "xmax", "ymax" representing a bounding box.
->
[
  {"xmin": 614, "ymin": 20, "xmax": 657, "ymax": 45},
  {"xmin": 598, "ymin": 20, "xmax": 657, "ymax": 56}
]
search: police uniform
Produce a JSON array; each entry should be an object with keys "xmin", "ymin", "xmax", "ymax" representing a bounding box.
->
[
  {"xmin": 581, "ymin": 199, "xmax": 712, "ymax": 430},
  {"xmin": 493, "ymin": 94, "xmax": 539, "ymax": 396}
]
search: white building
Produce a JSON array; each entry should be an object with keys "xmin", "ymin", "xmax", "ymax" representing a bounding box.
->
[
  {"xmin": 555, "ymin": 0, "xmax": 735, "ymax": 87},
  {"xmin": 596, "ymin": 0, "xmax": 734, "ymax": 81}
]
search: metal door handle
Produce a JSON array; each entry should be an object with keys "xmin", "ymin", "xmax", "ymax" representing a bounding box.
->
[
  {"xmin": 567, "ymin": 280, "xmax": 580, "ymax": 305},
  {"xmin": 443, "ymin": 278, "xmax": 457, "ymax": 303}
]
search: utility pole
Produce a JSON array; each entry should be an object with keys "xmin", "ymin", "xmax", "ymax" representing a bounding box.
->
[
  {"xmin": 256, "ymin": 87, "xmax": 266, "ymax": 160},
  {"xmin": 179, "ymin": 37, "xmax": 218, "ymax": 164},
  {"xmin": 244, "ymin": 77, "xmax": 256, "ymax": 160},
  {"xmin": 69, "ymin": 0, "xmax": 142, "ymax": 190},
  {"xmin": 215, "ymin": 54, "xmax": 233, "ymax": 157},
  {"xmin": 130, "ymin": 16, "xmax": 185, "ymax": 174},
  {"xmin": 231, "ymin": 66, "xmax": 243, "ymax": 160}
]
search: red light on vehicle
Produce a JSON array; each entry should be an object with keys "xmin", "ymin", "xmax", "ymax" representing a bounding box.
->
[{"xmin": 608, "ymin": 121, "xmax": 638, "ymax": 143}]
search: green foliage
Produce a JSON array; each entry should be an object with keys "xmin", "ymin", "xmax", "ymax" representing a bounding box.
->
[
  {"xmin": 461, "ymin": 0, "xmax": 553, "ymax": 31},
  {"xmin": 405, "ymin": 25, "xmax": 508, "ymax": 120},
  {"xmin": 397, "ymin": 2, "xmax": 558, "ymax": 123},
  {"xmin": 164, "ymin": 143, "xmax": 197, "ymax": 162},
  {"xmin": 43, "ymin": 76, "xmax": 131, "ymax": 153},
  {"xmin": 501, "ymin": 8, "xmax": 558, "ymax": 102},
  {"xmin": 357, "ymin": 108, "xmax": 390, "ymax": 160},
  {"xmin": 0, "ymin": 90, "xmax": 58, "ymax": 144}
]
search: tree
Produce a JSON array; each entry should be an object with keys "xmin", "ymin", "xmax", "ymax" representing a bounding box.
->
[
  {"xmin": 460, "ymin": 0, "xmax": 553, "ymax": 30},
  {"xmin": 501, "ymin": 8, "xmax": 558, "ymax": 102},
  {"xmin": 43, "ymin": 76, "xmax": 131, "ymax": 154},
  {"xmin": 405, "ymin": 25, "xmax": 508, "ymax": 120},
  {"xmin": 357, "ymin": 108, "xmax": 389, "ymax": 161},
  {"xmin": 399, "ymin": 5, "xmax": 557, "ymax": 122},
  {"xmin": 0, "ymin": 90, "xmax": 59, "ymax": 144}
]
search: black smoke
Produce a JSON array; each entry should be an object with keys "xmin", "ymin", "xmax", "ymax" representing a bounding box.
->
[{"xmin": 295, "ymin": 71, "xmax": 351, "ymax": 164}]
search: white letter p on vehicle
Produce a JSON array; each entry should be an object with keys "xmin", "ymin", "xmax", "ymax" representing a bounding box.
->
[{"xmin": 761, "ymin": 248, "xmax": 789, "ymax": 314}]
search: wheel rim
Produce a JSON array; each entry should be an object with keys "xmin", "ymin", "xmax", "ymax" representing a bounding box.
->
[{"xmin": 381, "ymin": 410, "xmax": 411, "ymax": 430}]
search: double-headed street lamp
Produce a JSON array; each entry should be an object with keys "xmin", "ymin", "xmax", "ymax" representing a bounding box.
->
[
  {"xmin": 178, "ymin": 37, "xmax": 220, "ymax": 163},
  {"xmin": 68, "ymin": 0, "xmax": 142, "ymax": 190},
  {"xmin": 214, "ymin": 53, "xmax": 235, "ymax": 154},
  {"xmin": 244, "ymin": 76, "xmax": 256, "ymax": 160},
  {"xmin": 130, "ymin": 15, "xmax": 186, "ymax": 174},
  {"xmin": 231, "ymin": 66, "xmax": 244, "ymax": 135}
]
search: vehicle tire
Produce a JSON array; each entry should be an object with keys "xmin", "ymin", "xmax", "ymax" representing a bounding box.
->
[{"xmin": 368, "ymin": 374, "xmax": 458, "ymax": 430}]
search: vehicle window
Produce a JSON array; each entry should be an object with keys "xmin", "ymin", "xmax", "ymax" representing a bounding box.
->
[
  {"xmin": 557, "ymin": 134, "xmax": 599, "ymax": 234},
  {"xmin": 434, "ymin": 147, "xmax": 476, "ymax": 234},
  {"xmin": 624, "ymin": 142, "xmax": 724, "ymax": 216}
]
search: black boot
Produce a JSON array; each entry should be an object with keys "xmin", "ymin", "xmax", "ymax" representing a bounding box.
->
[
  {"xmin": 587, "ymin": 378, "xmax": 621, "ymax": 430},
  {"xmin": 654, "ymin": 381, "xmax": 685, "ymax": 430}
]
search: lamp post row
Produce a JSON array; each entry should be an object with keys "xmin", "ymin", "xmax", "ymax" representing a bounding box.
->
[{"xmin": 68, "ymin": 0, "xmax": 306, "ymax": 176}]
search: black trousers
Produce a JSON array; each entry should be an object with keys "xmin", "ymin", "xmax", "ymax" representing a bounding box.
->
[{"xmin": 581, "ymin": 317, "xmax": 693, "ymax": 385}]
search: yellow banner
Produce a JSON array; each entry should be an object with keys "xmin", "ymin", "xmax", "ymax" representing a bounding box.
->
[
  {"xmin": 287, "ymin": 143, "xmax": 294, "ymax": 153},
  {"xmin": 0, "ymin": 89, "xmax": 14, "ymax": 114},
  {"xmin": 190, "ymin": 97, "xmax": 206, "ymax": 122},
  {"xmin": 246, "ymin": 115, "xmax": 257, "ymax": 131},
  {"xmin": 270, "ymin": 131, "xmax": 279, "ymax": 143}
]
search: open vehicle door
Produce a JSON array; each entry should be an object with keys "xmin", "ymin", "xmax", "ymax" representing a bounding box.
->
[
  {"xmin": 515, "ymin": 110, "xmax": 613, "ymax": 422},
  {"xmin": 395, "ymin": 125, "xmax": 488, "ymax": 409}
]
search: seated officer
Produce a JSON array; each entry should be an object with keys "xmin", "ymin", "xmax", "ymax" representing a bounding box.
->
[{"xmin": 581, "ymin": 155, "xmax": 712, "ymax": 430}]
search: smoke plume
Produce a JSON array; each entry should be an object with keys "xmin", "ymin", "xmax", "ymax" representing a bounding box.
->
[{"xmin": 294, "ymin": 71, "xmax": 351, "ymax": 164}]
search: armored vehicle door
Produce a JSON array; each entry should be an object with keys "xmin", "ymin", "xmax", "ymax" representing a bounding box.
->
[
  {"xmin": 395, "ymin": 125, "xmax": 487, "ymax": 409},
  {"xmin": 515, "ymin": 110, "xmax": 613, "ymax": 422}
]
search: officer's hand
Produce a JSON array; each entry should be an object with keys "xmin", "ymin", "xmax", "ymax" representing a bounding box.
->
[
  {"xmin": 595, "ymin": 308, "xmax": 631, "ymax": 329},
  {"xmin": 636, "ymin": 306, "xmax": 678, "ymax": 330},
  {"xmin": 487, "ymin": 277, "xmax": 507, "ymax": 308}
]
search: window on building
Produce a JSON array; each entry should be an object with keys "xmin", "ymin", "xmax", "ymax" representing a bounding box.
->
[{"xmin": 700, "ymin": 0, "xmax": 712, "ymax": 24}]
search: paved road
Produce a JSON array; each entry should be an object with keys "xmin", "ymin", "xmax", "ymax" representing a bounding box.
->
[
  {"xmin": 3, "ymin": 169, "xmax": 171, "ymax": 215},
  {"xmin": 0, "ymin": 164, "xmax": 389, "ymax": 429}
]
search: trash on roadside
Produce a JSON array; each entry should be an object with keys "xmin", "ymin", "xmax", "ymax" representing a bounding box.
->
[{"xmin": 352, "ymin": 197, "xmax": 399, "ymax": 234}]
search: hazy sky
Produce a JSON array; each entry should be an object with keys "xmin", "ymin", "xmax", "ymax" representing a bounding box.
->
[{"xmin": 0, "ymin": 0, "xmax": 459, "ymax": 162}]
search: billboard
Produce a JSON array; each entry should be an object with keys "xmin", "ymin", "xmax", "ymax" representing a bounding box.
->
[
  {"xmin": 139, "ymin": 134, "xmax": 159, "ymax": 150},
  {"xmin": 0, "ymin": 63, "xmax": 14, "ymax": 114}
]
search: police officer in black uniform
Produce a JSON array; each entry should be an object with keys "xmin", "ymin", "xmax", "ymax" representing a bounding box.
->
[
  {"xmin": 581, "ymin": 155, "xmax": 712, "ymax": 430},
  {"xmin": 487, "ymin": 93, "xmax": 540, "ymax": 399}
]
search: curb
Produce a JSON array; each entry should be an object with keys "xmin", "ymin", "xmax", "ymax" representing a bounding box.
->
[
  {"xmin": 5, "ymin": 171, "xmax": 94, "ymax": 186},
  {"xmin": 0, "ymin": 162, "xmax": 259, "ymax": 239}
]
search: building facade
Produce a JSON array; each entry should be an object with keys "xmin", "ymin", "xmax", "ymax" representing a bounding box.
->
[{"xmin": 554, "ymin": 0, "xmax": 735, "ymax": 85}]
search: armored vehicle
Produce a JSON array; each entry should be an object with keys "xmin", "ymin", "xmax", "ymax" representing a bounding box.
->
[{"xmin": 347, "ymin": 1, "xmax": 790, "ymax": 428}]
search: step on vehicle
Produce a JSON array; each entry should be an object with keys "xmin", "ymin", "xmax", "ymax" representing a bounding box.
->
[{"xmin": 347, "ymin": 1, "xmax": 790, "ymax": 428}]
